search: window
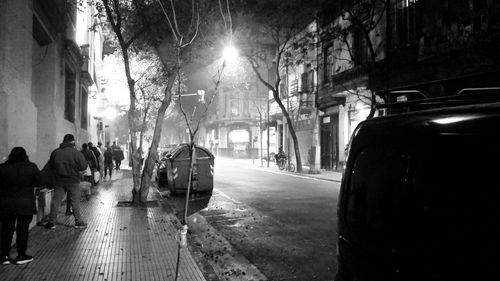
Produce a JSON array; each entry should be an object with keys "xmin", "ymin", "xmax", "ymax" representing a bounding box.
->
[
  {"xmin": 230, "ymin": 99, "xmax": 239, "ymax": 117},
  {"xmin": 301, "ymin": 72, "xmax": 309, "ymax": 92},
  {"xmin": 243, "ymin": 93, "xmax": 249, "ymax": 116},
  {"xmin": 390, "ymin": 0, "xmax": 421, "ymax": 48},
  {"xmin": 279, "ymin": 83, "xmax": 286, "ymax": 99},
  {"xmin": 353, "ymin": 29, "xmax": 369, "ymax": 65},
  {"xmin": 80, "ymin": 87, "xmax": 88, "ymax": 130},
  {"xmin": 64, "ymin": 67, "xmax": 76, "ymax": 123},
  {"xmin": 308, "ymin": 70, "xmax": 314, "ymax": 91},
  {"xmin": 300, "ymin": 70, "xmax": 315, "ymax": 93},
  {"xmin": 323, "ymin": 45, "xmax": 334, "ymax": 83},
  {"xmin": 473, "ymin": 0, "xmax": 488, "ymax": 32}
]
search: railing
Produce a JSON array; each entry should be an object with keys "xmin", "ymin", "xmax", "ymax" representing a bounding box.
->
[{"xmin": 289, "ymin": 79, "xmax": 299, "ymax": 97}]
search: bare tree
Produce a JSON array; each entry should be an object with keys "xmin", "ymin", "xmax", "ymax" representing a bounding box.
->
[
  {"xmin": 88, "ymin": 0, "xmax": 199, "ymax": 203},
  {"xmin": 155, "ymin": 0, "xmax": 233, "ymax": 228},
  {"xmin": 235, "ymin": 1, "xmax": 324, "ymax": 173}
]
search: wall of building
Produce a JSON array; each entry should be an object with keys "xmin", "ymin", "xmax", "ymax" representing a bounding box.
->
[
  {"xmin": 33, "ymin": 39, "xmax": 60, "ymax": 164},
  {"xmin": 0, "ymin": 0, "xmax": 39, "ymax": 164},
  {"xmin": 1, "ymin": 0, "xmax": 102, "ymax": 165}
]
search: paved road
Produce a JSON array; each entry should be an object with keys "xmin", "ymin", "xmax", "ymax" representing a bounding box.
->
[{"xmin": 196, "ymin": 159, "xmax": 340, "ymax": 280}]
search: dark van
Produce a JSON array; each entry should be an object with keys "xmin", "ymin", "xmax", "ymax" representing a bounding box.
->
[{"xmin": 336, "ymin": 90, "xmax": 500, "ymax": 281}]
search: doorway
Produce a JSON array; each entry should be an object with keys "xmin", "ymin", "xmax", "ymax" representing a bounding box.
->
[{"xmin": 320, "ymin": 114, "xmax": 339, "ymax": 170}]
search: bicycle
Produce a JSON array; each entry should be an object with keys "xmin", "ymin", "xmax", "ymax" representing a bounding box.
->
[{"xmin": 276, "ymin": 156, "xmax": 295, "ymax": 172}]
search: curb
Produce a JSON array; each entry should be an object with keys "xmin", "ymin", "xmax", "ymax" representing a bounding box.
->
[{"xmin": 248, "ymin": 165, "xmax": 343, "ymax": 183}]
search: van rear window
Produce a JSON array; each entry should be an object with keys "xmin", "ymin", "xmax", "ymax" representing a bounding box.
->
[{"xmin": 346, "ymin": 146, "xmax": 413, "ymax": 236}]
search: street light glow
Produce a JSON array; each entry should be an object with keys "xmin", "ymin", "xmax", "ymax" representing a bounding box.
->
[
  {"xmin": 223, "ymin": 45, "xmax": 238, "ymax": 63},
  {"xmin": 105, "ymin": 107, "xmax": 117, "ymax": 120}
]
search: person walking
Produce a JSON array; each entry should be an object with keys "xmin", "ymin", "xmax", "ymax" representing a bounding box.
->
[
  {"xmin": 111, "ymin": 141, "xmax": 119, "ymax": 152},
  {"xmin": 81, "ymin": 143, "xmax": 97, "ymax": 188},
  {"xmin": 0, "ymin": 147, "xmax": 42, "ymax": 265},
  {"xmin": 88, "ymin": 142, "xmax": 101, "ymax": 184},
  {"xmin": 103, "ymin": 147, "xmax": 114, "ymax": 180},
  {"xmin": 45, "ymin": 134, "xmax": 88, "ymax": 230},
  {"xmin": 113, "ymin": 145, "xmax": 124, "ymax": 170},
  {"xmin": 96, "ymin": 142, "xmax": 105, "ymax": 182}
]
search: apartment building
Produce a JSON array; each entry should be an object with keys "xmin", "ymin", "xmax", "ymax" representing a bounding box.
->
[{"xmin": 314, "ymin": 0, "xmax": 500, "ymax": 170}]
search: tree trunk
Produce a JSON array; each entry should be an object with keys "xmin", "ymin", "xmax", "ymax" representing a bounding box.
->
[
  {"xmin": 139, "ymin": 83, "xmax": 173, "ymax": 202},
  {"xmin": 272, "ymin": 90, "xmax": 303, "ymax": 172},
  {"xmin": 122, "ymin": 54, "xmax": 142, "ymax": 205},
  {"xmin": 128, "ymin": 108, "xmax": 142, "ymax": 205}
]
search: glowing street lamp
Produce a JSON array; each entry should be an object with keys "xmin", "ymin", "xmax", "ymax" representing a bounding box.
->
[{"xmin": 223, "ymin": 45, "xmax": 238, "ymax": 63}]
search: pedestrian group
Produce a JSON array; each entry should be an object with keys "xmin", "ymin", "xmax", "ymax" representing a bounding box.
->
[{"xmin": 0, "ymin": 134, "xmax": 125, "ymax": 265}]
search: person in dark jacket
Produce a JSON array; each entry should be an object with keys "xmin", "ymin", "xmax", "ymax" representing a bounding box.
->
[
  {"xmin": 81, "ymin": 143, "xmax": 97, "ymax": 187},
  {"xmin": 103, "ymin": 147, "xmax": 114, "ymax": 180},
  {"xmin": 81, "ymin": 143, "xmax": 97, "ymax": 171},
  {"xmin": 88, "ymin": 142, "xmax": 101, "ymax": 183},
  {"xmin": 44, "ymin": 134, "xmax": 88, "ymax": 230},
  {"xmin": 113, "ymin": 146, "xmax": 124, "ymax": 170},
  {"xmin": 0, "ymin": 147, "xmax": 42, "ymax": 265}
]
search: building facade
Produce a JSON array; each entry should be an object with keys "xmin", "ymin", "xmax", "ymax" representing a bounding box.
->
[
  {"xmin": 277, "ymin": 21, "xmax": 321, "ymax": 171},
  {"xmin": 0, "ymin": 0, "xmax": 105, "ymax": 166},
  {"xmin": 203, "ymin": 81, "xmax": 266, "ymax": 158},
  {"xmin": 198, "ymin": 0, "xmax": 499, "ymax": 172},
  {"xmin": 315, "ymin": 0, "xmax": 500, "ymax": 170}
]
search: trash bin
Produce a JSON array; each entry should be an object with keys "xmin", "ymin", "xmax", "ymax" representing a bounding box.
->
[{"xmin": 165, "ymin": 144, "xmax": 214, "ymax": 194}]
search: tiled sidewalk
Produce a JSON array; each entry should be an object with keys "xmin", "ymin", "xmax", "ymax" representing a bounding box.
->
[{"xmin": 0, "ymin": 170, "xmax": 206, "ymax": 281}]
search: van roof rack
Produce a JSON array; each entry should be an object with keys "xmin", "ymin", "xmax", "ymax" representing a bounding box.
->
[
  {"xmin": 456, "ymin": 87, "xmax": 500, "ymax": 95},
  {"xmin": 375, "ymin": 87, "xmax": 500, "ymax": 112}
]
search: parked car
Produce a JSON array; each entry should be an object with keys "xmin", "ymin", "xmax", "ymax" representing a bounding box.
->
[{"xmin": 336, "ymin": 89, "xmax": 500, "ymax": 281}]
